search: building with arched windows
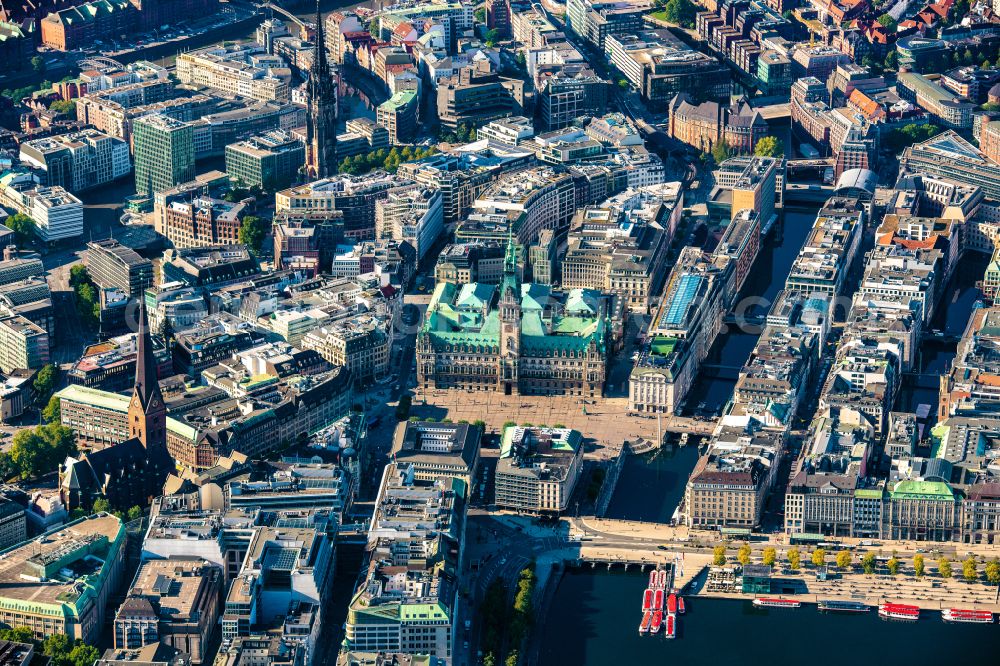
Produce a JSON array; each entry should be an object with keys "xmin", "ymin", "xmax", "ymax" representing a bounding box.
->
[{"xmin": 417, "ymin": 238, "xmax": 616, "ymax": 397}]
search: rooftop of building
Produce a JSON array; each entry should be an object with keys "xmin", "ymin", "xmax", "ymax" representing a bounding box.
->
[{"xmin": 0, "ymin": 514, "xmax": 123, "ymax": 607}]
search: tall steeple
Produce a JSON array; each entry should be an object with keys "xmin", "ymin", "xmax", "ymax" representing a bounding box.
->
[
  {"xmin": 129, "ymin": 301, "xmax": 166, "ymax": 452},
  {"xmin": 306, "ymin": 0, "xmax": 338, "ymax": 179}
]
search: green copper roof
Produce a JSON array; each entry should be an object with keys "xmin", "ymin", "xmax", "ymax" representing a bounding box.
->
[
  {"xmin": 854, "ymin": 488, "xmax": 884, "ymax": 499},
  {"xmin": 889, "ymin": 480, "xmax": 954, "ymax": 500},
  {"xmin": 379, "ymin": 90, "xmax": 417, "ymax": 112},
  {"xmin": 456, "ymin": 282, "xmax": 495, "ymax": 310},
  {"xmin": 520, "ymin": 283, "xmax": 550, "ymax": 311}
]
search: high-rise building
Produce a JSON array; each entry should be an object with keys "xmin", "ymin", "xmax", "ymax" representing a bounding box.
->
[
  {"xmin": 305, "ymin": 0, "xmax": 338, "ymax": 179},
  {"xmin": 224, "ymin": 130, "xmax": 305, "ymax": 191},
  {"xmin": 84, "ymin": 239, "xmax": 154, "ymax": 297},
  {"xmin": 0, "ymin": 315, "xmax": 49, "ymax": 372},
  {"xmin": 133, "ymin": 115, "xmax": 195, "ymax": 196}
]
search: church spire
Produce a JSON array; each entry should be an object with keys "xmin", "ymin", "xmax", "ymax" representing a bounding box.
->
[
  {"xmin": 134, "ymin": 300, "xmax": 162, "ymax": 411},
  {"xmin": 306, "ymin": 0, "xmax": 338, "ymax": 179}
]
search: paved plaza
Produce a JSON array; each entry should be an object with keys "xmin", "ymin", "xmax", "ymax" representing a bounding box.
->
[{"xmin": 410, "ymin": 390, "xmax": 715, "ymax": 459}]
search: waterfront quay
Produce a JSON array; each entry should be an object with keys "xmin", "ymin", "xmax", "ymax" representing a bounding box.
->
[{"xmin": 470, "ymin": 513, "xmax": 1000, "ymax": 615}]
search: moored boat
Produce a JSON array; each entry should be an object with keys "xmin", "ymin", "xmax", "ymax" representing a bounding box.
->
[
  {"xmin": 642, "ymin": 588, "xmax": 653, "ymax": 612},
  {"xmin": 649, "ymin": 570, "xmax": 658, "ymax": 588},
  {"xmin": 879, "ymin": 603, "xmax": 920, "ymax": 621},
  {"xmin": 818, "ymin": 600, "xmax": 869, "ymax": 613},
  {"xmin": 677, "ymin": 596, "xmax": 686, "ymax": 615},
  {"xmin": 667, "ymin": 593, "xmax": 678, "ymax": 615},
  {"xmin": 639, "ymin": 611, "xmax": 652, "ymax": 633},
  {"xmin": 658, "ymin": 569, "xmax": 667, "ymax": 588},
  {"xmin": 650, "ymin": 611, "xmax": 663, "ymax": 634},
  {"xmin": 653, "ymin": 588, "xmax": 664, "ymax": 610},
  {"xmin": 752, "ymin": 598, "xmax": 801, "ymax": 608},
  {"xmin": 942, "ymin": 608, "xmax": 994, "ymax": 624},
  {"xmin": 665, "ymin": 614, "xmax": 676, "ymax": 639}
]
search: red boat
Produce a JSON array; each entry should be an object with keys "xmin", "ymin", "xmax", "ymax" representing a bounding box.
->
[
  {"xmin": 879, "ymin": 603, "xmax": 920, "ymax": 621},
  {"xmin": 650, "ymin": 611, "xmax": 663, "ymax": 633},
  {"xmin": 639, "ymin": 611, "xmax": 652, "ymax": 633},
  {"xmin": 667, "ymin": 593, "xmax": 678, "ymax": 615},
  {"xmin": 642, "ymin": 588, "xmax": 653, "ymax": 612},
  {"xmin": 665, "ymin": 614, "xmax": 676, "ymax": 639},
  {"xmin": 653, "ymin": 588, "xmax": 664, "ymax": 610},
  {"xmin": 649, "ymin": 570, "xmax": 658, "ymax": 588},
  {"xmin": 752, "ymin": 598, "xmax": 801, "ymax": 608},
  {"xmin": 942, "ymin": 608, "xmax": 994, "ymax": 624},
  {"xmin": 658, "ymin": 570, "xmax": 668, "ymax": 588},
  {"xmin": 678, "ymin": 596, "xmax": 686, "ymax": 615}
]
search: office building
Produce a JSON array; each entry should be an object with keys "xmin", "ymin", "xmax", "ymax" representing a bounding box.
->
[
  {"xmin": 225, "ymin": 130, "xmax": 305, "ymax": 191},
  {"xmin": 114, "ymin": 559, "xmax": 223, "ymax": 664},
  {"xmin": 391, "ymin": 421, "xmax": 482, "ymax": 487},
  {"xmin": 377, "ymin": 91, "xmax": 419, "ymax": 145},
  {"xmin": 84, "ymin": 239, "xmax": 154, "ymax": 297},
  {"xmin": 162, "ymin": 196, "xmax": 249, "ymax": 249},
  {"xmin": 19, "ymin": 129, "xmax": 130, "ymax": 193},
  {"xmin": 566, "ymin": 0, "xmax": 650, "ymax": 50},
  {"xmin": 436, "ymin": 64, "xmax": 521, "ymax": 131},
  {"xmin": 0, "ymin": 514, "xmax": 126, "ymax": 642},
  {"xmin": 176, "ymin": 44, "xmax": 290, "ymax": 102},
  {"xmin": 0, "ymin": 315, "xmax": 49, "ymax": 373},
  {"xmin": 495, "ymin": 426, "xmax": 583, "ymax": 513},
  {"xmin": 133, "ymin": 115, "xmax": 196, "ymax": 197},
  {"xmin": 375, "ymin": 185, "xmax": 444, "ymax": 262}
]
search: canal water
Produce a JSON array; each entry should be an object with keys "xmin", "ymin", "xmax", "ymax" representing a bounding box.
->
[
  {"xmin": 685, "ymin": 207, "xmax": 820, "ymax": 412},
  {"xmin": 539, "ymin": 569, "xmax": 999, "ymax": 665},
  {"xmin": 604, "ymin": 445, "xmax": 700, "ymax": 523}
]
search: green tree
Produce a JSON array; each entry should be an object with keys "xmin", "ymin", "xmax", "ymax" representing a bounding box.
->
[
  {"xmin": 69, "ymin": 264, "xmax": 89, "ymax": 287},
  {"xmin": 93, "ymin": 497, "xmax": 112, "ymax": 513},
  {"xmin": 811, "ymin": 548, "xmax": 826, "ymax": 568},
  {"xmin": 984, "ymin": 558, "xmax": 1000, "ymax": 585},
  {"xmin": 862, "ymin": 552, "xmax": 876, "ymax": 575},
  {"xmin": 754, "ymin": 136, "xmax": 784, "ymax": 157},
  {"xmin": 782, "ymin": 9, "xmax": 794, "ymax": 20},
  {"xmin": 127, "ymin": 505, "xmax": 143, "ymax": 521},
  {"xmin": 49, "ymin": 99, "xmax": 75, "ymax": 115},
  {"xmin": 33, "ymin": 364, "xmax": 58, "ymax": 407},
  {"xmin": 711, "ymin": 141, "xmax": 730, "ymax": 163},
  {"xmin": 913, "ymin": 553, "xmax": 925, "ymax": 578},
  {"xmin": 66, "ymin": 644, "xmax": 100, "ymax": 666},
  {"xmin": 887, "ymin": 556, "xmax": 900, "ymax": 576},
  {"xmin": 5, "ymin": 213, "xmax": 36, "ymax": 246},
  {"xmin": 737, "ymin": 544, "xmax": 751, "ymax": 566},
  {"xmin": 938, "ymin": 557, "xmax": 952, "ymax": 579},
  {"xmin": 368, "ymin": 19, "xmax": 380, "ymax": 38},
  {"xmin": 787, "ymin": 547, "xmax": 800, "ymax": 570},
  {"xmin": 885, "ymin": 50, "xmax": 900, "ymax": 70},
  {"xmin": 238, "ymin": 215, "xmax": 268, "ymax": 255},
  {"xmin": 505, "ymin": 651, "xmax": 519, "ymax": 666},
  {"xmin": 485, "ymin": 28, "xmax": 500, "ymax": 46},
  {"xmin": 474, "ymin": 7, "xmax": 486, "ymax": 23},
  {"xmin": 31, "ymin": 56, "xmax": 45, "ymax": 73},
  {"xmin": 0, "ymin": 626, "xmax": 35, "ymax": 644},
  {"xmin": 712, "ymin": 545, "xmax": 727, "ymax": 566},
  {"xmin": 662, "ymin": 0, "xmax": 697, "ymax": 28},
  {"xmin": 836, "ymin": 550, "xmax": 852, "ymax": 570},
  {"xmin": 962, "ymin": 557, "xmax": 978, "ymax": 583},
  {"xmin": 877, "ymin": 14, "xmax": 898, "ymax": 32},
  {"xmin": 618, "ymin": 78, "xmax": 630, "ymax": 89},
  {"xmin": 982, "ymin": 102, "xmax": 1000, "ymax": 112},
  {"xmin": 43, "ymin": 634, "xmax": 72, "ymax": 659},
  {"xmin": 9, "ymin": 424, "xmax": 74, "ymax": 480},
  {"xmin": 42, "ymin": 395, "xmax": 61, "ymax": 424},
  {"xmin": 762, "ymin": 546, "xmax": 776, "ymax": 567},
  {"xmin": 483, "ymin": 655, "xmax": 496, "ymax": 666}
]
